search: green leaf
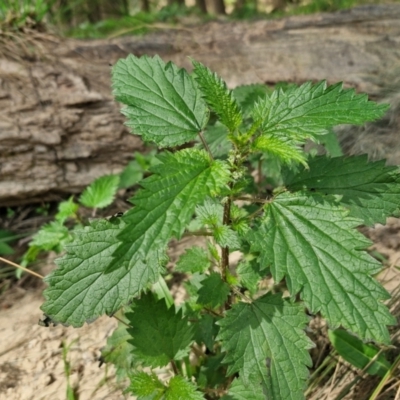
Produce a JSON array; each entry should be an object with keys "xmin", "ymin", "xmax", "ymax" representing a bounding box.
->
[
  {"xmin": 118, "ymin": 160, "xmax": 144, "ymax": 189},
  {"xmin": 197, "ymin": 273, "xmax": 230, "ymax": 308},
  {"xmin": 248, "ymin": 192, "xmax": 395, "ymax": 343},
  {"xmin": 79, "ymin": 175, "xmax": 120, "ymax": 209},
  {"xmin": 213, "ymin": 225, "xmax": 241, "ymax": 249},
  {"xmin": 129, "ymin": 374, "xmax": 205, "ymax": 400},
  {"xmin": 222, "ymin": 376, "xmax": 266, "ymax": 400},
  {"xmin": 165, "ymin": 376, "xmax": 204, "ymax": 400},
  {"xmin": 192, "ymin": 60, "xmax": 242, "ymax": 132},
  {"xmin": 252, "ymin": 136, "xmax": 307, "ymax": 166},
  {"xmin": 55, "ymin": 197, "xmax": 79, "ymax": 224},
  {"xmin": 111, "ymin": 149, "xmax": 229, "ymax": 272},
  {"xmin": 254, "ymin": 81, "xmax": 389, "ymax": 142},
  {"xmin": 127, "ymin": 293, "xmax": 194, "ymax": 367},
  {"xmin": 29, "ymin": 221, "xmax": 70, "ymax": 252},
  {"xmin": 128, "ymin": 371, "xmax": 165, "ymax": 400},
  {"xmin": 196, "ymin": 354, "xmax": 226, "ymax": 389},
  {"xmin": 175, "ymin": 246, "xmax": 211, "ymax": 274},
  {"xmin": 236, "ymin": 258, "xmax": 260, "ymax": 295},
  {"xmin": 119, "ymin": 150, "xmax": 160, "ymax": 189},
  {"xmin": 232, "ymin": 84, "xmax": 271, "ymax": 117},
  {"xmin": 113, "ymin": 55, "xmax": 208, "ymax": 147},
  {"xmin": 194, "ymin": 314, "xmax": 219, "ymax": 351},
  {"xmin": 102, "ymin": 320, "xmax": 136, "ymax": 376},
  {"xmin": 285, "ymin": 155, "xmax": 400, "ymax": 225},
  {"xmin": 195, "ymin": 197, "xmax": 223, "ymax": 226},
  {"xmin": 217, "ymin": 293, "xmax": 312, "ymax": 399},
  {"xmin": 185, "ymin": 273, "xmax": 207, "ymax": 309},
  {"xmin": 329, "ymin": 329, "xmax": 390, "ymax": 377},
  {"xmin": 0, "ymin": 230, "xmax": 16, "ymax": 255},
  {"xmin": 41, "ymin": 219, "xmax": 164, "ymax": 327}
]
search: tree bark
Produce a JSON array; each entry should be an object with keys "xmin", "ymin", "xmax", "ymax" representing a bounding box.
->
[
  {"xmin": 208, "ymin": 0, "xmax": 226, "ymax": 15},
  {"xmin": 196, "ymin": 0, "xmax": 208, "ymax": 14},
  {"xmin": 1, "ymin": 4, "xmax": 400, "ymax": 206}
]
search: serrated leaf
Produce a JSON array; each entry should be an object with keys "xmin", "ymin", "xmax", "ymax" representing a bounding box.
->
[
  {"xmin": 55, "ymin": 197, "xmax": 79, "ymax": 224},
  {"xmin": 197, "ymin": 353, "xmax": 226, "ymax": 389},
  {"xmin": 185, "ymin": 273, "xmax": 207, "ymax": 309},
  {"xmin": 230, "ymin": 204, "xmax": 250, "ymax": 237},
  {"xmin": 222, "ymin": 376, "xmax": 266, "ymax": 400},
  {"xmin": 102, "ymin": 320, "xmax": 136, "ymax": 376},
  {"xmin": 232, "ymin": 84, "xmax": 271, "ymax": 117},
  {"xmin": 217, "ymin": 293, "xmax": 312, "ymax": 400},
  {"xmin": 192, "ymin": 60, "xmax": 242, "ymax": 132},
  {"xmin": 194, "ymin": 314, "xmax": 219, "ymax": 351},
  {"xmin": 128, "ymin": 371, "xmax": 165, "ymax": 400},
  {"xmin": 285, "ymin": 155, "xmax": 400, "ymax": 225},
  {"xmin": 41, "ymin": 219, "xmax": 164, "ymax": 327},
  {"xmin": 329, "ymin": 329, "xmax": 390, "ymax": 377},
  {"xmin": 248, "ymin": 192, "xmax": 395, "ymax": 343},
  {"xmin": 110, "ymin": 149, "xmax": 229, "ymax": 272},
  {"xmin": 197, "ymin": 273, "xmax": 230, "ymax": 308},
  {"xmin": 213, "ymin": 225, "xmax": 241, "ymax": 249},
  {"xmin": 237, "ymin": 259, "xmax": 260, "ymax": 295},
  {"xmin": 29, "ymin": 221, "xmax": 70, "ymax": 251},
  {"xmin": 127, "ymin": 293, "xmax": 194, "ymax": 367},
  {"xmin": 195, "ymin": 197, "xmax": 224, "ymax": 226},
  {"xmin": 253, "ymin": 81, "xmax": 388, "ymax": 142},
  {"xmin": 113, "ymin": 55, "xmax": 208, "ymax": 147},
  {"xmin": 165, "ymin": 376, "xmax": 205, "ymax": 400},
  {"xmin": 253, "ymin": 136, "xmax": 307, "ymax": 166},
  {"xmin": 79, "ymin": 175, "xmax": 120, "ymax": 209},
  {"xmin": 175, "ymin": 246, "xmax": 211, "ymax": 274}
]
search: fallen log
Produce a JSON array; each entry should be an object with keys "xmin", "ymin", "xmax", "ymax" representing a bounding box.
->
[{"xmin": 1, "ymin": 3, "xmax": 400, "ymax": 206}]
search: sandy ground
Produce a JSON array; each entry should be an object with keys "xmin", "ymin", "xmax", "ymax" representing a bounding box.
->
[
  {"xmin": 0, "ymin": 289, "xmax": 126, "ymax": 400},
  {"xmin": 0, "ymin": 220, "xmax": 400, "ymax": 400}
]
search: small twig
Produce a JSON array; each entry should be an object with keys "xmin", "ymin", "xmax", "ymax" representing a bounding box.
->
[
  {"xmin": 231, "ymin": 286, "xmax": 252, "ymax": 302},
  {"xmin": 326, "ymin": 356, "xmax": 341, "ymax": 399},
  {"xmin": 0, "ymin": 256, "xmax": 44, "ymax": 279},
  {"xmin": 204, "ymin": 307, "xmax": 223, "ymax": 317},
  {"xmin": 198, "ymin": 131, "xmax": 213, "ymax": 160},
  {"xmin": 112, "ymin": 315, "xmax": 132, "ymax": 328},
  {"xmin": 246, "ymin": 204, "xmax": 265, "ymax": 221}
]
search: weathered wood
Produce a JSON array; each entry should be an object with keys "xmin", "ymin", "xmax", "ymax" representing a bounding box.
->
[{"xmin": 1, "ymin": 4, "xmax": 400, "ymax": 206}]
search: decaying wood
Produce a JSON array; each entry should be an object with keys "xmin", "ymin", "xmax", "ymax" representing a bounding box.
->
[{"xmin": 1, "ymin": 4, "xmax": 400, "ymax": 206}]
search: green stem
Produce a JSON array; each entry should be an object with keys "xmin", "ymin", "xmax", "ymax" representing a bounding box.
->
[
  {"xmin": 369, "ymin": 353, "xmax": 400, "ymax": 400},
  {"xmin": 152, "ymin": 276, "xmax": 174, "ymax": 308}
]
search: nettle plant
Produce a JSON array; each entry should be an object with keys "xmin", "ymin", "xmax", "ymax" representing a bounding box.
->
[{"xmin": 40, "ymin": 55, "xmax": 400, "ymax": 399}]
